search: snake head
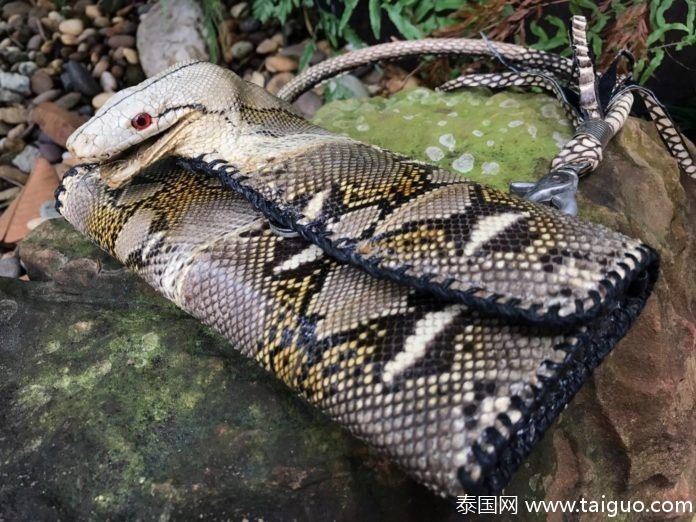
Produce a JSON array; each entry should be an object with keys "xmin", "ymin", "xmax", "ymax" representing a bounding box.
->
[{"xmin": 66, "ymin": 60, "xmax": 290, "ymax": 185}]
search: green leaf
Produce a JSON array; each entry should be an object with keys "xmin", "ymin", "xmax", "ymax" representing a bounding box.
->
[
  {"xmin": 368, "ymin": 0, "xmax": 382, "ymax": 38},
  {"xmin": 384, "ymin": 4, "xmax": 423, "ymax": 39},
  {"xmin": 339, "ymin": 0, "xmax": 359, "ymax": 32},
  {"xmin": 298, "ymin": 39, "xmax": 317, "ymax": 71}
]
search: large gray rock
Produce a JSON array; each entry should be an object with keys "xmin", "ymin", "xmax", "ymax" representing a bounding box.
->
[
  {"xmin": 1, "ymin": 220, "xmax": 452, "ymax": 520},
  {"xmin": 136, "ymin": 0, "xmax": 209, "ymax": 78}
]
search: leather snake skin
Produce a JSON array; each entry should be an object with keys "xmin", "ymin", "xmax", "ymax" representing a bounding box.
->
[
  {"xmin": 56, "ymin": 158, "xmax": 657, "ymax": 497},
  {"xmin": 57, "ymin": 18, "xmax": 685, "ymax": 496}
]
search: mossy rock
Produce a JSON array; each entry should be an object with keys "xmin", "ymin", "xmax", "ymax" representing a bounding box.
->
[{"xmin": 313, "ymin": 87, "xmax": 571, "ymax": 192}]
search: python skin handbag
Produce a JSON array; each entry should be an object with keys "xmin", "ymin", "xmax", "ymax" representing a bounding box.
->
[{"xmin": 56, "ymin": 17, "xmax": 692, "ymax": 497}]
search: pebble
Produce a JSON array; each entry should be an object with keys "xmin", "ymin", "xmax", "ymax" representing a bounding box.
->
[
  {"xmin": 230, "ymin": 2, "xmax": 248, "ymax": 18},
  {"xmin": 100, "ymin": 71, "xmax": 116, "ymax": 92},
  {"xmin": 239, "ymin": 17, "xmax": 260, "ymax": 33},
  {"xmin": 248, "ymin": 70, "xmax": 265, "ymax": 87},
  {"xmin": 92, "ymin": 91, "xmax": 113, "ymax": 109},
  {"xmin": 85, "ymin": 4, "xmax": 102, "ymax": 19},
  {"xmin": 2, "ymin": 2, "xmax": 32, "ymax": 18},
  {"xmin": 59, "ymin": 18, "xmax": 84, "ymax": 36},
  {"xmin": 0, "ymin": 257, "xmax": 21, "ymax": 279},
  {"xmin": 0, "ymin": 105, "xmax": 27, "ymax": 124},
  {"xmin": 11, "ymin": 144, "xmax": 40, "ymax": 172},
  {"xmin": 27, "ymin": 34, "xmax": 42, "ymax": 51},
  {"xmin": 64, "ymin": 60, "xmax": 100, "ymax": 96},
  {"xmin": 32, "ymin": 89, "xmax": 61, "ymax": 104},
  {"xmin": 265, "ymin": 55, "xmax": 298, "ymax": 73},
  {"xmin": 122, "ymin": 47, "xmax": 138, "ymax": 64},
  {"xmin": 107, "ymin": 34, "xmax": 135, "ymax": 49},
  {"xmin": 266, "ymin": 72, "xmax": 295, "ymax": 95},
  {"xmin": 16, "ymin": 61, "xmax": 38, "ymax": 76},
  {"xmin": 93, "ymin": 16, "xmax": 110, "ymax": 28},
  {"xmin": 55, "ymin": 91, "xmax": 82, "ymax": 109},
  {"xmin": 40, "ymin": 40, "xmax": 53, "ymax": 54},
  {"xmin": 231, "ymin": 41, "xmax": 254, "ymax": 60},
  {"xmin": 256, "ymin": 38, "xmax": 279, "ymax": 55},
  {"xmin": 30, "ymin": 70, "xmax": 53, "ymax": 94},
  {"xmin": 92, "ymin": 59, "xmax": 109, "ymax": 78},
  {"xmin": 0, "ymin": 71, "xmax": 31, "ymax": 95},
  {"xmin": 293, "ymin": 91, "xmax": 322, "ymax": 119},
  {"xmin": 0, "ymin": 89, "xmax": 23, "ymax": 103},
  {"xmin": 60, "ymin": 33, "xmax": 77, "ymax": 46},
  {"xmin": 38, "ymin": 141, "xmax": 62, "ymax": 163},
  {"xmin": 7, "ymin": 123, "xmax": 26, "ymax": 140}
]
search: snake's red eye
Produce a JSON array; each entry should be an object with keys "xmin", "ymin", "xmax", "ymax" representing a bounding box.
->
[{"xmin": 131, "ymin": 112, "xmax": 152, "ymax": 131}]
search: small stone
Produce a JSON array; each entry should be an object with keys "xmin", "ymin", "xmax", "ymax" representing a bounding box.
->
[
  {"xmin": 2, "ymin": 2, "xmax": 31, "ymax": 18},
  {"xmin": 31, "ymin": 102, "xmax": 86, "ymax": 147},
  {"xmin": 110, "ymin": 64, "xmax": 124, "ymax": 79},
  {"xmin": 230, "ymin": 2, "xmax": 248, "ymax": 18},
  {"xmin": 0, "ymin": 89, "xmax": 23, "ymax": 103},
  {"xmin": 108, "ymin": 34, "xmax": 136, "ymax": 49},
  {"xmin": 231, "ymin": 41, "xmax": 253, "ymax": 61},
  {"xmin": 92, "ymin": 91, "xmax": 113, "ymax": 109},
  {"xmin": 60, "ymin": 33, "xmax": 77, "ymax": 46},
  {"xmin": 248, "ymin": 70, "xmax": 265, "ymax": 88},
  {"xmin": 293, "ymin": 91, "xmax": 322, "ymax": 119},
  {"xmin": 93, "ymin": 16, "xmax": 110, "ymax": 28},
  {"xmin": 265, "ymin": 55, "xmax": 298, "ymax": 73},
  {"xmin": 0, "ymin": 105, "xmax": 27, "ymax": 124},
  {"xmin": 27, "ymin": 34, "xmax": 42, "ymax": 51},
  {"xmin": 32, "ymin": 89, "xmax": 61, "ymax": 104},
  {"xmin": 38, "ymin": 141, "xmax": 63, "ymax": 163},
  {"xmin": 239, "ymin": 17, "xmax": 260, "ymax": 34},
  {"xmin": 0, "ymin": 71, "xmax": 31, "ymax": 95},
  {"xmin": 122, "ymin": 47, "xmax": 139, "ymax": 65},
  {"xmin": 0, "ymin": 257, "xmax": 21, "ymax": 278},
  {"xmin": 124, "ymin": 64, "xmax": 144, "ymax": 85},
  {"xmin": 30, "ymin": 69, "xmax": 53, "ymax": 94},
  {"xmin": 55, "ymin": 92, "xmax": 82, "ymax": 110},
  {"xmin": 59, "ymin": 19, "xmax": 84, "ymax": 36},
  {"xmin": 77, "ymin": 27, "xmax": 97, "ymax": 43},
  {"xmin": 16, "ymin": 61, "xmax": 38, "ymax": 76},
  {"xmin": 100, "ymin": 70, "xmax": 117, "ymax": 92},
  {"xmin": 11, "ymin": 144, "xmax": 40, "ymax": 172},
  {"xmin": 256, "ymin": 38, "xmax": 279, "ymax": 55},
  {"xmin": 266, "ymin": 72, "xmax": 295, "ymax": 96},
  {"xmin": 85, "ymin": 4, "xmax": 101, "ymax": 19},
  {"xmin": 40, "ymin": 40, "xmax": 53, "ymax": 54},
  {"xmin": 92, "ymin": 59, "xmax": 109, "ymax": 78},
  {"xmin": 0, "ymin": 137, "xmax": 25, "ymax": 155},
  {"xmin": 7, "ymin": 123, "xmax": 26, "ymax": 140},
  {"xmin": 64, "ymin": 61, "xmax": 100, "ymax": 97}
]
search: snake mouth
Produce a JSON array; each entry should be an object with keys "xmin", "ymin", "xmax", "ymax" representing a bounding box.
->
[{"xmin": 96, "ymin": 134, "xmax": 171, "ymax": 188}]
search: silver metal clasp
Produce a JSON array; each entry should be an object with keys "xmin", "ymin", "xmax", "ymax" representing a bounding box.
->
[{"xmin": 509, "ymin": 166, "xmax": 584, "ymax": 216}]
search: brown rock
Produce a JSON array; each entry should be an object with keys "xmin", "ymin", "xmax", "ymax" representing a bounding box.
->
[
  {"xmin": 107, "ymin": 34, "xmax": 135, "ymax": 49},
  {"xmin": 30, "ymin": 69, "xmax": 53, "ymax": 94},
  {"xmin": 256, "ymin": 38, "xmax": 279, "ymax": 55},
  {"xmin": 122, "ymin": 47, "xmax": 138, "ymax": 65},
  {"xmin": 30, "ymin": 102, "xmax": 86, "ymax": 147},
  {"xmin": 265, "ymin": 55, "xmax": 298, "ymax": 73},
  {"xmin": 266, "ymin": 72, "xmax": 295, "ymax": 95},
  {"xmin": 58, "ymin": 18, "xmax": 84, "ymax": 36}
]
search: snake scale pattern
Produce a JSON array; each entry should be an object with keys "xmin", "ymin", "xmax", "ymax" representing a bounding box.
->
[
  {"xmin": 56, "ymin": 18, "xmax": 690, "ymax": 496},
  {"xmin": 57, "ymin": 158, "xmax": 656, "ymax": 496}
]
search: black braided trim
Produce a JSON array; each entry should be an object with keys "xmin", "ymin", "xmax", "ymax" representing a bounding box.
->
[
  {"xmin": 458, "ymin": 252, "xmax": 659, "ymax": 494},
  {"xmin": 179, "ymin": 155, "xmax": 660, "ymax": 330}
]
